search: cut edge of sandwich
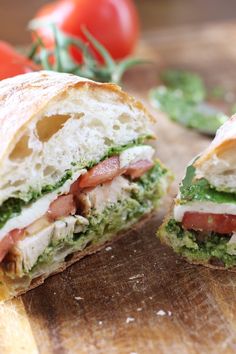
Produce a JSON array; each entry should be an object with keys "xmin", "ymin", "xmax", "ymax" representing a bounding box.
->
[
  {"xmin": 158, "ymin": 158, "xmax": 236, "ymax": 270},
  {"xmin": 0, "ymin": 71, "xmax": 173, "ymax": 301},
  {"xmin": 158, "ymin": 113, "xmax": 236, "ymax": 271},
  {"xmin": 158, "ymin": 210, "xmax": 236, "ymax": 271}
]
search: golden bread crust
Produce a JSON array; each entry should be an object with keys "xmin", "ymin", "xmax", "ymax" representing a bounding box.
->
[
  {"xmin": 194, "ymin": 114, "xmax": 236, "ymax": 168},
  {"xmin": 0, "ymin": 70, "xmax": 155, "ymax": 168}
]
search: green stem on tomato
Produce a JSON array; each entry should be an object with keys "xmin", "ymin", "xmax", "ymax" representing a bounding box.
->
[
  {"xmin": 81, "ymin": 26, "xmax": 116, "ymax": 71},
  {"xmin": 28, "ymin": 24, "xmax": 147, "ymax": 84}
]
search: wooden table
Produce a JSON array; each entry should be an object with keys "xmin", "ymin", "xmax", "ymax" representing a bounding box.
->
[{"xmin": 1, "ymin": 21, "xmax": 236, "ymax": 354}]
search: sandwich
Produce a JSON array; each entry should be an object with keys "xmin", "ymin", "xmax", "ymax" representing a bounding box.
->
[
  {"xmin": 0, "ymin": 70, "xmax": 172, "ymax": 300},
  {"xmin": 159, "ymin": 114, "xmax": 236, "ymax": 270}
]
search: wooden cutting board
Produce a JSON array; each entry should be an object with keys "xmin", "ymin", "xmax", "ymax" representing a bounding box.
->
[{"xmin": 2, "ymin": 21, "xmax": 236, "ymax": 354}]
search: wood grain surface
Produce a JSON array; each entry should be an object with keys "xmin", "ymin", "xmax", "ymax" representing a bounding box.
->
[{"xmin": 1, "ymin": 21, "xmax": 236, "ymax": 354}]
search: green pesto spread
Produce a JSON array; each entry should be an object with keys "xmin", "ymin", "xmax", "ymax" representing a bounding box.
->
[
  {"xmin": 179, "ymin": 164, "xmax": 236, "ymax": 205},
  {"xmin": 150, "ymin": 69, "xmax": 228, "ymax": 135},
  {"xmin": 30, "ymin": 161, "xmax": 171, "ymax": 275},
  {"xmin": 162, "ymin": 219, "xmax": 236, "ymax": 268},
  {"xmin": 161, "ymin": 69, "xmax": 206, "ymax": 104},
  {"xmin": 0, "ymin": 136, "xmax": 152, "ymax": 230}
]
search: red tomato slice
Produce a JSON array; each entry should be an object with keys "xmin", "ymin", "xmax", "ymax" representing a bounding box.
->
[
  {"xmin": 0, "ymin": 229, "xmax": 25, "ymax": 262},
  {"xmin": 78, "ymin": 156, "xmax": 121, "ymax": 189},
  {"xmin": 182, "ymin": 212, "xmax": 236, "ymax": 234},
  {"xmin": 124, "ymin": 160, "xmax": 154, "ymax": 180},
  {"xmin": 0, "ymin": 41, "xmax": 39, "ymax": 80},
  {"xmin": 69, "ymin": 178, "xmax": 82, "ymax": 195},
  {"xmin": 48, "ymin": 194, "xmax": 76, "ymax": 220},
  {"xmin": 76, "ymin": 157, "xmax": 154, "ymax": 190}
]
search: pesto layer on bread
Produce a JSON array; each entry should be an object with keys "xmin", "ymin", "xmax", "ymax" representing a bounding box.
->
[{"xmin": 159, "ymin": 218, "xmax": 236, "ymax": 268}]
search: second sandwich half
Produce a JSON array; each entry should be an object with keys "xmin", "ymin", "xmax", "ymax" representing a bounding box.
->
[
  {"xmin": 159, "ymin": 114, "xmax": 236, "ymax": 270},
  {"xmin": 0, "ymin": 70, "xmax": 172, "ymax": 300}
]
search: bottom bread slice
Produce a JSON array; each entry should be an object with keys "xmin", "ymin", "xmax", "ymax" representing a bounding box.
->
[
  {"xmin": 13, "ymin": 212, "xmax": 154, "ymax": 299},
  {"xmin": 0, "ymin": 211, "xmax": 155, "ymax": 301}
]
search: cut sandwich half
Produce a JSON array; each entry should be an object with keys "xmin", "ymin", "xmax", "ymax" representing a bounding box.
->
[
  {"xmin": 0, "ymin": 70, "xmax": 172, "ymax": 300},
  {"xmin": 159, "ymin": 114, "xmax": 236, "ymax": 270}
]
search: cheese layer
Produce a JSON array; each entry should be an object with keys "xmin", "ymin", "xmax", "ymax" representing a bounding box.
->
[
  {"xmin": 174, "ymin": 200, "xmax": 236, "ymax": 222},
  {"xmin": 0, "ymin": 169, "xmax": 85, "ymax": 241}
]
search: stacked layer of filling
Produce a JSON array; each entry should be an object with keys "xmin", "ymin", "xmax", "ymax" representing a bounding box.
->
[
  {"xmin": 0, "ymin": 143, "xmax": 170, "ymax": 281},
  {"xmin": 162, "ymin": 162, "xmax": 236, "ymax": 268}
]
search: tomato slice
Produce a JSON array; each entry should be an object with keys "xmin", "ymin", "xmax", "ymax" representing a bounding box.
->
[
  {"xmin": 69, "ymin": 178, "xmax": 82, "ymax": 195},
  {"xmin": 182, "ymin": 212, "xmax": 236, "ymax": 234},
  {"xmin": 48, "ymin": 194, "xmax": 76, "ymax": 221},
  {"xmin": 124, "ymin": 160, "xmax": 154, "ymax": 180},
  {"xmin": 0, "ymin": 229, "xmax": 25, "ymax": 262},
  {"xmin": 78, "ymin": 156, "xmax": 121, "ymax": 189},
  {"xmin": 77, "ymin": 156, "xmax": 154, "ymax": 189}
]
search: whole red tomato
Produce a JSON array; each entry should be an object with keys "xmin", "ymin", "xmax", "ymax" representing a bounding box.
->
[
  {"xmin": 0, "ymin": 41, "xmax": 39, "ymax": 80},
  {"xmin": 32, "ymin": 0, "xmax": 139, "ymax": 62}
]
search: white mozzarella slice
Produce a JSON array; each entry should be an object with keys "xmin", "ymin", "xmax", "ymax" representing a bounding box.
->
[
  {"xmin": 0, "ymin": 169, "xmax": 85, "ymax": 241},
  {"xmin": 174, "ymin": 200, "xmax": 236, "ymax": 222},
  {"xmin": 119, "ymin": 145, "xmax": 154, "ymax": 168},
  {"xmin": 0, "ymin": 196, "xmax": 56, "ymax": 241}
]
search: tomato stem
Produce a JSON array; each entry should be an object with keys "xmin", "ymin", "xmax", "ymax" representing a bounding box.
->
[{"xmin": 28, "ymin": 24, "xmax": 147, "ymax": 84}]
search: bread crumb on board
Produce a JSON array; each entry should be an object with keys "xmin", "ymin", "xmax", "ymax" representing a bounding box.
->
[
  {"xmin": 126, "ymin": 317, "xmax": 135, "ymax": 324},
  {"xmin": 156, "ymin": 310, "xmax": 172, "ymax": 316}
]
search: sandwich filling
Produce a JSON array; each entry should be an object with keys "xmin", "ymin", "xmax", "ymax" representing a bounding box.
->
[
  {"xmin": 0, "ymin": 144, "xmax": 171, "ymax": 282},
  {"xmin": 161, "ymin": 162, "xmax": 236, "ymax": 268}
]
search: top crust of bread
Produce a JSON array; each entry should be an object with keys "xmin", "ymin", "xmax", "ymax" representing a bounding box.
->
[
  {"xmin": 194, "ymin": 114, "xmax": 236, "ymax": 190},
  {"xmin": 0, "ymin": 70, "xmax": 154, "ymax": 166},
  {"xmin": 194, "ymin": 114, "xmax": 236, "ymax": 165},
  {"xmin": 0, "ymin": 71, "xmax": 156, "ymax": 204}
]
